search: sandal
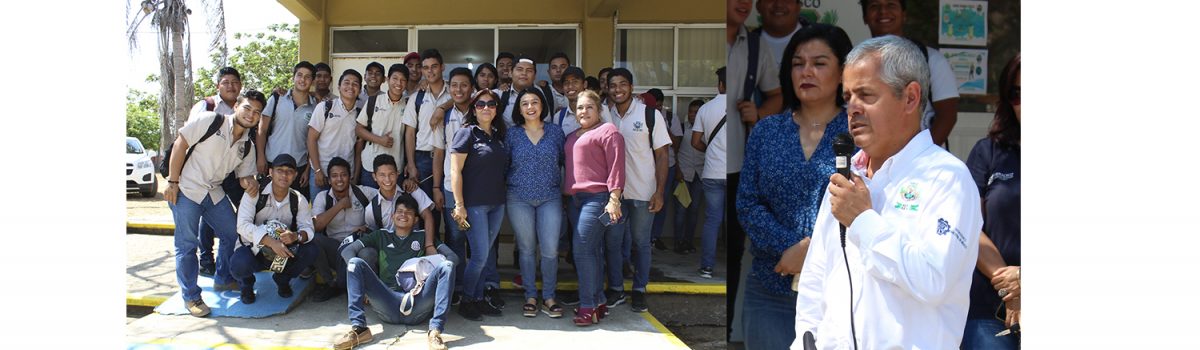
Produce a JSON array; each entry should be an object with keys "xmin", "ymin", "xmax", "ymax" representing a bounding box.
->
[
  {"xmin": 523, "ymin": 298, "xmax": 538, "ymax": 317},
  {"xmin": 573, "ymin": 307, "xmax": 598, "ymax": 326},
  {"xmin": 542, "ymin": 299, "xmax": 564, "ymax": 318}
]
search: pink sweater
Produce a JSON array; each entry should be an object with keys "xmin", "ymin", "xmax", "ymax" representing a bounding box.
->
[{"xmin": 564, "ymin": 123, "xmax": 626, "ymax": 195}]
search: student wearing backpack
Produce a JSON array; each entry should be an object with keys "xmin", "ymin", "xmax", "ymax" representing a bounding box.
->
[
  {"xmin": 231, "ymin": 154, "xmax": 318, "ymax": 305},
  {"xmin": 402, "ymin": 49, "xmax": 451, "ymax": 250},
  {"xmin": 164, "ymin": 90, "xmax": 266, "ymax": 317},
  {"xmin": 363, "ymin": 154, "xmax": 436, "ymax": 236},
  {"xmin": 600, "ymin": 68, "xmax": 671, "ymax": 313},
  {"xmin": 308, "ymin": 69, "xmax": 364, "ymax": 200},
  {"xmin": 356, "ymin": 63, "xmax": 411, "ymax": 189},
  {"xmin": 693, "ymin": 67, "xmax": 730, "ymax": 281},
  {"xmin": 432, "ymin": 67, "xmax": 476, "ymax": 305},
  {"xmin": 258, "ymin": 61, "xmax": 318, "ymax": 199},
  {"xmin": 643, "ymin": 89, "xmax": 684, "ymax": 252},
  {"xmin": 309, "ymin": 157, "xmax": 379, "ymax": 302},
  {"xmin": 189, "ymin": 67, "xmax": 243, "ymax": 280}
]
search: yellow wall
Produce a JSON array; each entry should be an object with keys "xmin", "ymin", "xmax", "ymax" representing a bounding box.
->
[{"xmin": 280, "ymin": 0, "xmax": 720, "ymax": 72}]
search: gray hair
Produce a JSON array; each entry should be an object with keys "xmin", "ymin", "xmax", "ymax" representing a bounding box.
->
[{"xmin": 845, "ymin": 35, "xmax": 929, "ymax": 116}]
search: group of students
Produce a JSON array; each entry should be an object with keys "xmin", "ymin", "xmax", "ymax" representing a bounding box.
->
[
  {"xmin": 163, "ymin": 47, "xmax": 727, "ymax": 350},
  {"xmin": 727, "ymin": 0, "xmax": 1021, "ymax": 349}
]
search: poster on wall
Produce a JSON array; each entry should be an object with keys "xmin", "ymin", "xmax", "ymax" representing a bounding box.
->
[
  {"xmin": 941, "ymin": 48, "xmax": 988, "ymax": 95},
  {"xmin": 939, "ymin": 0, "xmax": 987, "ymax": 47}
]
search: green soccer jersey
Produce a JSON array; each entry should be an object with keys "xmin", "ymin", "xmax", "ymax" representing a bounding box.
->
[{"xmin": 359, "ymin": 229, "xmax": 434, "ymax": 291}]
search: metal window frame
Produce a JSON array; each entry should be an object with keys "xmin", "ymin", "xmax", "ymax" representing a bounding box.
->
[
  {"xmin": 330, "ymin": 24, "xmax": 581, "ymax": 67},
  {"xmin": 613, "ymin": 23, "xmax": 722, "ymax": 116}
]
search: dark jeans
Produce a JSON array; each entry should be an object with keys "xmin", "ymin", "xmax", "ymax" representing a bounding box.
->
[
  {"xmin": 312, "ymin": 233, "xmax": 348, "ymax": 287},
  {"xmin": 414, "ymin": 151, "xmax": 442, "ymax": 242},
  {"xmin": 727, "ymin": 171, "xmax": 744, "ymax": 340},
  {"xmin": 672, "ymin": 178, "xmax": 702, "ymax": 248},
  {"xmin": 650, "ymin": 165, "xmax": 679, "ymax": 240},
  {"xmin": 229, "ymin": 242, "xmax": 318, "ymax": 291}
]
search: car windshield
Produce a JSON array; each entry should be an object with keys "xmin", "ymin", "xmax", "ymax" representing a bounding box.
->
[{"xmin": 127, "ymin": 138, "xmax": 144, "ymax": 154}]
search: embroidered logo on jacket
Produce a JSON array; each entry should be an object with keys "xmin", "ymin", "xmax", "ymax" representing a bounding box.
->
[
  {"xmin": 937, "ymin": 218, "xmax": 968, "ymax": 248},
  {"xmin": 893, "ymin": 182, "xmax": 921, "ymax": 212},
  {"xmin": 987, "ymin": 172, "xmax": 1014, "ymax": 186}
]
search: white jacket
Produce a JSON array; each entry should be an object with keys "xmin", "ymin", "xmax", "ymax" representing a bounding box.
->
[{"xmin": 793, "ymin": 130, "xmax": 983, "ymax": 349}]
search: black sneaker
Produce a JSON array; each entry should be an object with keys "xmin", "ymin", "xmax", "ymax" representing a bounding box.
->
[
  {"xmin": 198, "ymin": 264, "xmax": 216, "ymax": 277},
  {"xmin": 698, "ymin": 267, "xmax": 714, "ymax": 279},
  {"xmin": 241, "ymin": 287, "xmax": 256, "ymax": 304},
  {"xmin": 274, "ymin": 274, "xmax": 293, "ymax": 298},
  {"xmin": 310, "ymin": 283, "xmax": 343, "ymax": 302},
  {"xmin": 485, "ymin": 287, "xmax": 506, "ymax": 309},
  {"xmin": 630, "ymin": 291, "xmax": 648, "ymax": 313},
  {"xmin": 458, "ymin": 300, "xmax": 482, "ymax": 321},
  {"xmin": 604, "ymin": 290, "xmax": 626, "ymax": 308},
  {"xmin": 452, "ymin": 291, "xmax": 463, "ymax": 306},
  {"xmin": 559, "ymin": 291, "xmax": 580, "ymax": 306},
  {"xmin": 299, "ymin": 265, "xmax": 315, "ymax": 279},
  {"xmin": 477, "ymin": 300, "xmax": 502, "ymax": 317},
  {"xmin": 651, "ymin": 238, "xmax": 668, "ymax": 251}
]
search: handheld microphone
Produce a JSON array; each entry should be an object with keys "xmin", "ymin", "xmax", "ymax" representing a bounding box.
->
[{"xmin": 832, "ymin": 133, "xmax": 855, "ymax": 247}]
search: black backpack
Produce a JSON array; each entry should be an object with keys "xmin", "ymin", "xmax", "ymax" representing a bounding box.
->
[
  {"xmin": 644, "ymin": 105, "xmax": 657, "ymax": 146},
  {"xmin": 255, "ymin": 188, "xmax": 301, "ymax": 231},
  {"xmin": 324, "ymin": 185, "xmax": 370, "ymax": 212}
]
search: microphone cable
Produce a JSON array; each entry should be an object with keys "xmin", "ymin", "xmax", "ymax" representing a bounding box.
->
[{"xmin": 841, "ymin": 226, "xmax": 858, "ymax": 350}]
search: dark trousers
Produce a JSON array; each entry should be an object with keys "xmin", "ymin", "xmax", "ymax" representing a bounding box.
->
[{"xmin": 727, "ymin": 171, "xmax": 744, "ymax": 341}]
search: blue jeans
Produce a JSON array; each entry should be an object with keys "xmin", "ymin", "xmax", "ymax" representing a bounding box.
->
[
  {"xmin": 414, "ymin": 151, "xmax": 443, "ymax": 242},
  {"xmin": 229, "ymin": 242, "xmax": 318, "ymax": 289},
  {"xmin": 346, "ymin": 257, "xmax": 454, "ymax": 332},
  {"xmin": 571, "ymin": 192, "xmax": 610, "ymax": 308},
  {"xmin": 672, "ymin": 178, "xmax": 702, "ymax": 248},
  {"xmin": 508, "ymin": 196, "xmax": 562, "ymax": 300},
  {"xmin": 608, "ymin": 199, "xmax": 652, "ymax": 292},
  {"xmin": 741, "ymin": 277, "xmax": 797, "ymax": 350},
  {"xmin": 169, "ymin": 194, "xmax": 239, "ymax": 302},
  {"xmin": 309, "ymin": 166, "xmax": 330, "ymax": 201},
  {"xmin": 700, "ymin": 178, "xmax": 726, "ymax": 269},
  {"xmin": 961, "ymin": 318, "xmax": 1019, "ymax": 349},
  {"xmin": 442, "ymin": 190, "xmax": 467, "ymax": 293},
  {"xmin": 463, "ymin": 204, "xmax": 505, "ymax": 301},
  {"xmin": 651, "ymin": 165, "xmax": 678, "ymax": 240}
]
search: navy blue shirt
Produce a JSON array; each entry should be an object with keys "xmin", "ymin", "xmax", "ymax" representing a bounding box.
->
[
  {"xmin": 506, "ymin": 123, "xmax": 566, "ymax": 201},
  {"xmin": 965, "ymin": 137, "xmax": 1021, "ymax": 320},
  {"xmin": 451, "ymin": 125, "xmax": 510, "ymax": 207},
  {"xmin": 735, "ymin": 111, "xmax": 850, "ymax": 296}
]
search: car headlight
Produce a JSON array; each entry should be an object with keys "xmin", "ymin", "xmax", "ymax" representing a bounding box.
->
[{"xmin": 137, "ymin": 160, "xmax": 153, "ymax": 169}]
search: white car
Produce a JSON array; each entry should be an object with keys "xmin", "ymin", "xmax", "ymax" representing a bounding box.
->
[{"xmin": 127, "ymin": 137, "xmax": 158, "ymax": 198}]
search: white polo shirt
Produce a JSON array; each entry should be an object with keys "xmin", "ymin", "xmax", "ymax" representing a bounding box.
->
[
  {"xmin": 921, "ymin": 46, "xmax": 962, "ymax": 131},
  {"xmin": 676, "ymin": 117, "xmax": 706, "ymax": 183},
  {"xmin": 440, "ymin": 105, "xmax": 470, "ymax": 192},
  {"xmin": 264, "ymin": 91, "xmax": 317, "ymax": 166},
  {"xmin": 308, "ymin": 98, "xmax": 361, "ymax": 173},
  {"xmin": 551, "ymin": 107, "xmax": 582, "ymax": 136},
  {"xmin": 693, "ymin": 94, "xmax": 727, "ymax": 180},
  {"xmin": 602, "ymin": 99, "xmax": 672, "ymax": 201},
  {"xmin": 235, "ymin": 185, "xmax": 316, "ymax": 256},
  {"xmin": 499, "ymin": 87, "xmax": 520, "ymax": 127},
  {"xmin": 364, "ymin": 188, "xmax": 434, "ymax": 231},
  {"xmin": 175, "ymin": 112, "xmax": 257, "ymax": 204},
  {"xmin": 401, "ymin": 83, "xmax": 451, "ymax": 152},
  {"xmin": 312, "ymin": 185, "xmax": 380, "ymax": 241},
  {"xmin": 792, "ymin": 129, "xmax": 982, "ymax": 350},
  {"xmin": 358, "ymin": 94, "xmax": 408, "ymax": 172}
]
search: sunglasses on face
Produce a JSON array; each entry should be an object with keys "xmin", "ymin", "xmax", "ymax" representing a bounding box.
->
[{"xmin": 475, "ymin": 100, "xmax": 498, "ymax": 109}]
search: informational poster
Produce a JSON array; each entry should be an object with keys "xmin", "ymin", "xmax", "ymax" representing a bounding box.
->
[
  {"xmin": 939, "ymin": 0, "xmax": 987, "ymax": 47},
  {"xmin": 941, "ymin": 48, "xmax": 988, "ymax": 95}
]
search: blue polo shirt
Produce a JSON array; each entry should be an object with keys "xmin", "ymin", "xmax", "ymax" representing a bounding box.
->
[
  {"xmin": 965, "ymin": 137, "xmax": 1021, "ymax": 320},
  {"xmin": 506, "ymin": 123, "xmax": 565, "ymax": 202},
  {"xmin": 451, "ymin": 124, "xmax": 510, "ymax": 207}
]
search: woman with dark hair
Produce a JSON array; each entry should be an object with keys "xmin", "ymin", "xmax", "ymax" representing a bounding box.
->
[
  {"xmin": 450, "ymin": 89, "xmax": 510, "ymax": 321},
  {"xmin": 734, "ymin": 23, "xmax": 853, "ymax": 349},
  {"xmin": 962, "ymin": 53, "xmax": 1021, "ymax": 350},
  {"xmin": 474, "ymin": 63, "xmax": 500, "ymax": 92},
  {"xmin": 507, "ymin": 87, "xmax": 567, "ymax": 318}
]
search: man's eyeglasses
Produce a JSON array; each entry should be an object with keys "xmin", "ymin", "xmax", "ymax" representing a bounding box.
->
[{"xmin": 475, "ymin": 100, "xmax": 498, "ymax": 109}]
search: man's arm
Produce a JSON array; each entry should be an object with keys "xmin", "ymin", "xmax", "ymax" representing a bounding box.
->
[
  {"xmin": 928, "ymin": 98, "xmax": 959, "ymax": 146},
  {"xmin": 163, "ymin": 135, "xmax": 189, "ymax": 205},
  {"xmin": 297, "ymin": 196, "xmax": 315, "ymax": 244},
  {"xmin": 256, "ymin": 112, "xmax": 271, "ymax": 175}
]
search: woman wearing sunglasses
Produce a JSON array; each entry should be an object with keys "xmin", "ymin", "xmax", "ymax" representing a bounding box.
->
[
  {"xmin": 563, "ymin": 90, "xmax": 625, "ymax": 326},
  {"xmin": 450, "ymin": 89, "xmax": 510, "ymax": 321},
  {"xmin": 961, "ymin": 53, "xmax": 1021, "ymax": 349}
]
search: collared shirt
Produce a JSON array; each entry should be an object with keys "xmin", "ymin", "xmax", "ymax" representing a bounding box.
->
[
  {"xmin": 364, "ymin": 187, "xmax": 434, "ymax": 231},
  {"xmin": 549, "ymin": 84, "xmax": 569, "ymax": 116},
  {"xmin": 602, "ymin": 99, "xmax": 672, "ymax": 201},
  {"xmin": 441, "ymin": 105, "xmax": 469, "ymax": 191},
  {"xmin": 727, "ymin": 25, "xmax": 781, "ymax": 174},
  {"xmin": 736, "ymin": 111, "xmax": 847, "ymax": 296},
  {"xmin": 175, "ymin": 112, "xmax": 257, "ymax": 204},
  {"xmin": 190, "ymin": 96, "xmax": 236, "ymax": 117},
  {"xmin": 499, "ymin": 87, "xmax": 520, "ymax": 127},
  {"xmin": 694, "ymin": 94, "xmax": 727, "ymax": 180},
  {"xmin": 451, "ymin": 125, "xmax": 510, "ymax": 207},
  {"xmin": 506, "ymin": 123, "xmax": 565, "ymax": 201},
  {"xmin": 235, "ymin": 184, "xmax": 315, "ymax": 255},
  {"xmin": 311, "ymin": 185, "xmax": 380, "ymax": 241},
  {"xmin": 402, "ymin": 82, "xmax": 452, "ymax": 152},
  {"xmin": 358, "ymin": 93, "xmax": 408, "ymax": 172},
  {"xmin": 264, "ymin": 90, "xmax": 317, "ymax": 165},
  {"xmin": 308, "ymin": 98, "xmax": 361, "ymax": 172},
  {"xmin": 552, "ymin": 107, "xmax": 582, "ymax": 136},
  {"xmin": 793, "ymin": 130, "xmax": 983, "ymax": 350},
  {"xmin": 359, "ymin": 88, "xmax": 385, "ymax": 105}
]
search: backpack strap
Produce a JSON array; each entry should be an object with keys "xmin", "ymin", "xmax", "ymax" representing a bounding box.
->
[
  {"xmin": 324, "ymin": 190, "xmax": 335, "ymax": 211},
  {"xmin": 413, "ymin": 90, "xmax": 427, "ymax": 139},
  {"xmin": 350, "ymin": 185, "xmax": 370, "ymax": 205},
  {"xmin": 558, "ymin": 108, "xmax": 568, "ymax": 127},
  {"xmin": 744, "ymin": 29, "xmax": 761, "ymax": 102},
  {"xmin": 288, "ymin": 189, "xmax": 299, "ymax": 231},
  {"xmin": 371, "ymin": 195, "xmax": 384, "ymax": 229},
  {"xmin": 645, "ymin": 105, "xmax": 656, "ymax": 147},
  {"xmin": 255, "ymin": 191, "xmax": 270, "ymax": 217},
  {"xmin": 708, "ymin": 115, "xmax": 726, "ymax": 145},
  {"xmin": 364, "ymin": 95, "xmax": 378, "ymax": 145},
  {"xmin": 498, "ymin": 90, "xmax": 512, "ymax": 122},
  {"xmin": 324, "ymin": 100, "xmax": 333, "ymax": 120},
  {"xmin": 183, "ymin": 114, "xmax": 226, "ymax": 167},
  {"xmin": 265, "ymin": 91, "xmax": 281, "ymax": 137},
  {"xmin": 444, "ymin": 107, "xmax": 453, "ymax": 128}
]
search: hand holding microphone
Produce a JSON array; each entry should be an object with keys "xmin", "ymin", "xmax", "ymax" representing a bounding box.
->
[{"xmin": 829, "ymin": 133, "xmax": 870, "ymax": 241}]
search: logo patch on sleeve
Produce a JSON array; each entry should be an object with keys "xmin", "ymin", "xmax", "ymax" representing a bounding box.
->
[{"xmin": 937, "ymin": 218, "xmax": 968, "ymax": 248}]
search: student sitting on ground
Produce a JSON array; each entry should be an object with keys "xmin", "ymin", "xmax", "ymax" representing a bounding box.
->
[{"xmin": 232, "ymin": 154, "xmax": 319, "ymax": 304}]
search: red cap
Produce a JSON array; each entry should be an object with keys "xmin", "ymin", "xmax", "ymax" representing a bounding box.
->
[
  {"xmin": 404, "ymin": 52, "xmax": 421, "ymax": 62},
  {"xmin": 640, "ymin": 92, "xmax": 657, "ymax": 108}
]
